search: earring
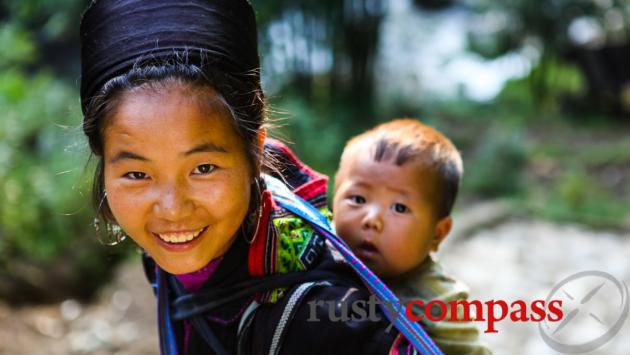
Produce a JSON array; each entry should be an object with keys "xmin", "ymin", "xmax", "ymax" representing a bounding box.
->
[
  {"xmin": 93, "ymin": 191, "xmax": 127, "ymax": 246},
  {"xmin": 243, "ymin": 176, "xmax": 265, "ymax": 244},
  {"xmin": 93, "ymin": 217, "xmax": 127, "ymax": 246}
]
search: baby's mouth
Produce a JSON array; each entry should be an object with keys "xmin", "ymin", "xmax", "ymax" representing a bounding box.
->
[
  {"xmin": 355, "ymin": 240, "xmax": 379, "ymax": 259},
  {"xmin": 154, "ymin": 226, "xmax": 208, "ymax": 244}
]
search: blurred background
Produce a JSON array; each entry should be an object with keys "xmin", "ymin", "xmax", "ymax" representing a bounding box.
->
[{"xmin": 0, "ymin": 0, "xmax": 629, "ymax": 354}]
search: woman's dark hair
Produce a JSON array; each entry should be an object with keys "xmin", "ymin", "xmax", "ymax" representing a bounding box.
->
[{"xmin": 84, "ymin": 58, "xmax": 268, "ymax": 224}]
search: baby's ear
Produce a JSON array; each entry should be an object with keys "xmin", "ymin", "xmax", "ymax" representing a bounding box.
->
[{"xmin": 431, "ymin": 216, "xmax": 452, "ymax": 252}]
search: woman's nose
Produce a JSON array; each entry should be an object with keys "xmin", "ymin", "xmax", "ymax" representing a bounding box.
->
[
  {"xmin": 153, "ymin": 184, "xmax": 194, "ymax": 221},
  {"xmin": 361, "ymin": 206, "xmax": 383, "ymax": 232}
]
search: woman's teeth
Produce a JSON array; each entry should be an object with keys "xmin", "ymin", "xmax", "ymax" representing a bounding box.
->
[{"xmin": 157, "ymin": 227, "xmax": 205, "ymax": 244}]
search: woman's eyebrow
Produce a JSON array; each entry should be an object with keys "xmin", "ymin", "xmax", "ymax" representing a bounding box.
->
[
  {"xmin": 183, "ymin": 143, "xmax": 228, "ymax": 156},
  {"xmin": 109, "ymin": 143, "xmax": 227, "ymax": 164},
  {"xmin": 109, "ymin": 151, "xmax": 149, "ymax": 164}
]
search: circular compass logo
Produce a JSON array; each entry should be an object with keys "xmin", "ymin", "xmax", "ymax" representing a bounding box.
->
[{"xmin": 539, "ymin": 270, "xmax": 629, "ymax": 353}]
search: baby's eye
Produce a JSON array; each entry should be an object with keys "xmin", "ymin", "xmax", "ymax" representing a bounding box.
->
[
  {"xmin": 123, "ymin": 171, "xmax": 148, "ymax": 180},
  {"xmin": 349, "ymin": 195, "xmax": 366, "ymax": 204},
  {"xmin": 192, "ymin": 163, "xmax": 216, "ymax": 175},
  {"xmin": 392, "ymin": 203, "xmax": 409, "ymax": 213}
]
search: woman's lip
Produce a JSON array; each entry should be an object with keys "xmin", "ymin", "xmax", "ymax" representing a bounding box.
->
[
  {"xmin": 152, "ymin": 226, "xmax": 208, "ymax": 251},
  {"xmin": 154, "ymin": 227, "xmax": 205, "ymax": 235}
]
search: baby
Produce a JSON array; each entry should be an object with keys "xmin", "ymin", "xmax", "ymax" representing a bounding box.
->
[{"xmin": 333, "ymin": 119, "xmax": 491, "ymax": 354}]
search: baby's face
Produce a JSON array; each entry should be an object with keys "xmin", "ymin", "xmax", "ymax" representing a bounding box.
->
[
  {"xmin": 102, "ymin": 83, "xmax": 253, "ymax": 275},
  {"xmin": 333, "ymin": 145, "xmax": 445, "ymax": 278}
]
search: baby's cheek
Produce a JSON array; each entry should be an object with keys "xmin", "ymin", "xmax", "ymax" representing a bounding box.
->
[{"xmin": 335, "ymin": 220, "xmax": 357, "ymax": 245}]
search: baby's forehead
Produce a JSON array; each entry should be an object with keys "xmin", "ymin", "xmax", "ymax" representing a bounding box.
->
[
  {"xmin": 341, "ymin": 140, "xmax": 432, "ymax": 174},
  {"xmin": 338, "ymin": 153, "xmax": 438, "ymax": 193},
  {"xmin": 344, "ymin": 134, "xmax": 435, "ymax": 163}
]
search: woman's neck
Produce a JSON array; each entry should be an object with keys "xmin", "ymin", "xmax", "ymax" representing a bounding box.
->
[{"xmin": 175, "ymin": 256, "xmax": 224, "ymax": 292}]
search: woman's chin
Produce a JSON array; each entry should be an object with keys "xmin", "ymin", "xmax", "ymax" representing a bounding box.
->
[
  {"xmin": 156, "ymin": 255, "xmax": 214, "ymax": 275},
  {"xmin": 140, "ymin": 227, "xmax": 240, "ymax": 275},
  {"xmin": 149, "ymin": 245, "xmax": 217, "ymax": 275}
]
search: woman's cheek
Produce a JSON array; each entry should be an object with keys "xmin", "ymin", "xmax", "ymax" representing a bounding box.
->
[
  {"xmin": 195, "ymin": 179, "xmax": 232, "ymax": 210},
  {"xmin": 106, "ymin": 181, "xmax": 148, "ymax": 229},
  {"xmin": 104, "ymin": 178, "xmax": 125, "ymax": 218},
  {"xmin": 197, "ymin": 174, "xmax": 248, "ymax": 217}
]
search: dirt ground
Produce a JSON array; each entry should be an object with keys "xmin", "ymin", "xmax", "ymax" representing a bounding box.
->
[
  {"xmin": 0, "ymin": 260, "xmax": 158, "ymax": 355},
  {"xmin": 438, "ymin": 208, "xmax": 630, "ymax": 355},
  {"xmin": 1, "ymin": 201, "xmax": 629, "ymax": 354}
]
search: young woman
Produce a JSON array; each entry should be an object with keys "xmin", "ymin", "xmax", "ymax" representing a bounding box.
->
[{"xmin": 79, "ymin": 1, "xmax": 441, "ymax": 354}]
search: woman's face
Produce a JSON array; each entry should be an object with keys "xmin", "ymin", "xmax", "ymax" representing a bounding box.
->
[{"xmin": 102, "ymin": 82, "xmax": 253, "ymax": 275}]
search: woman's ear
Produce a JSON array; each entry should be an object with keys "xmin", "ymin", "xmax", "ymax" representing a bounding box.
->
[{"xmin": 431, "ymin": 216, "xmax": 452, "ymax": 252}]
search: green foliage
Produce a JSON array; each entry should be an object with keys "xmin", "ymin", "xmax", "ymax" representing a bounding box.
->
[
  {"xmin": 1, "ymin": 0, "xmax": 88, "ymax": 41},
  {"xmin": 0, "ymin": 24, "xmax": 126, "ymax": 302},
  {"xmin": 1, "ymin": 70, "xmax": 82, "ymax": 260},
  {"xmin": 464, "ymin": 0, "xmax": 624, "ymax": 59},
  {"xmin": 528, "ymin": 167, "xmax": 629, "ymax": 228},
  {"xmin": 557, "ymin": 169, "xmax": 590, "ymax": 208},
  {"xmin": 514, "ymin": 117, "xmax": 630, "ymax": 228},
  {"xmin": 252, "ymin": 0, "xmax": 387, "ymax": 122},
  {"xmin": 497, "ymin": 57, "xmax": 586, "ymax": 113},
  {"xmin": 0, "ymin": 25, "xmax": 37, "ymax": 67},
  {"xmin": 463, "ymin": 127, "xmax": 528, "ymax": 197},
  {"xmin": 465, "ymin": 0, "xmax": 629, "ymax": 114},
  {"xmin": 270, "ymin": 95, "xmax": 347, "ymax": 177}
]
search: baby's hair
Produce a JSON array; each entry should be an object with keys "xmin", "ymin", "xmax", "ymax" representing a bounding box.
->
[
  {"xmin": 83, "ymin": 52, "xmax": 270, "ymax": 224},
  {"xmin": 337, "ymin": 119, "xmax": 463, "ymax": 218}
]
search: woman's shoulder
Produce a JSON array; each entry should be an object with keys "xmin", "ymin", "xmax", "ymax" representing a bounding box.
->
[
  {"xmin": 248, "ymin": 139, "xmax": 332, "ymax": 278},
  {"xmin": 263, "ymin": 138, "xmax": 329, "ymax": 207}
]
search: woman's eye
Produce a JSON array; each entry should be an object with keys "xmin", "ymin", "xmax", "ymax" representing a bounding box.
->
[
  {"xmin": 124, "ymin": 171, "xmax": 148, "ymax": 180},
  {"xmin": 193, "ymin": 163, "xmax": 216, "ymax": 175},
  {"xmin": 349, "ymin": 195, "xmax": 366, "ymax": 204},
  {"xmin": 392, "ymin": 203, "xmax": 409, "ymax": 213}
]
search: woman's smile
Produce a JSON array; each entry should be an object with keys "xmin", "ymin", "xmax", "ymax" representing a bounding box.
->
[{"xmin": 153, "ymin": 226, "xmax": 208, "ymax": 244}]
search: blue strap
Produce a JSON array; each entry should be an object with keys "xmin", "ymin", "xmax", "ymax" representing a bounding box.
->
[
  {"xmin": 265, "ymin": 175, "xmax": 443, "ymax": 355},
  {"xmin": 157, "ymin": 267, "xmax": 179, "ymax": 355},
  {"xmin": 168, "ymin": 276, "xmax": 230, "ymax": 355}
]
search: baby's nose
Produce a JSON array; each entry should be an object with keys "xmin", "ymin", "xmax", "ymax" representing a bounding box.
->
[{"xmin": 361, "ymin": 207, "xmax": 383, "ymax": 232}]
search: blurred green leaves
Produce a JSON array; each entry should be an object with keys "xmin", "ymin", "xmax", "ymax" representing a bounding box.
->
[
  {"xmin": 1, "ymin": 0, "xmax": 87, "ymax": 41},
  {"xmin": 0, "ymin": 17, "xmax": 126, "ymax": 303},
  {"xmin": 524, "ymin": 129, "xmax": 630, "ymax": 228},
  {"xmin": 463, "ymin": 128, "xmax": 527, "ymax": 197},
  {"xmin": 0, "ymin": 25, "xmax": 36, "ymax": 67},
  {"xmin": 464, "ymin": 0, "xmax": 630, "ymax": 114},
  {"xmin": 0, "ymin": 69, "xmax": 84, "ymax": 261}
]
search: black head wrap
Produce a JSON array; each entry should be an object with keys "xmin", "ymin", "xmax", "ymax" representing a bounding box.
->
[{"xmin": 79, "ymin": 0, "xmax": 260, "ymax": 114}]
